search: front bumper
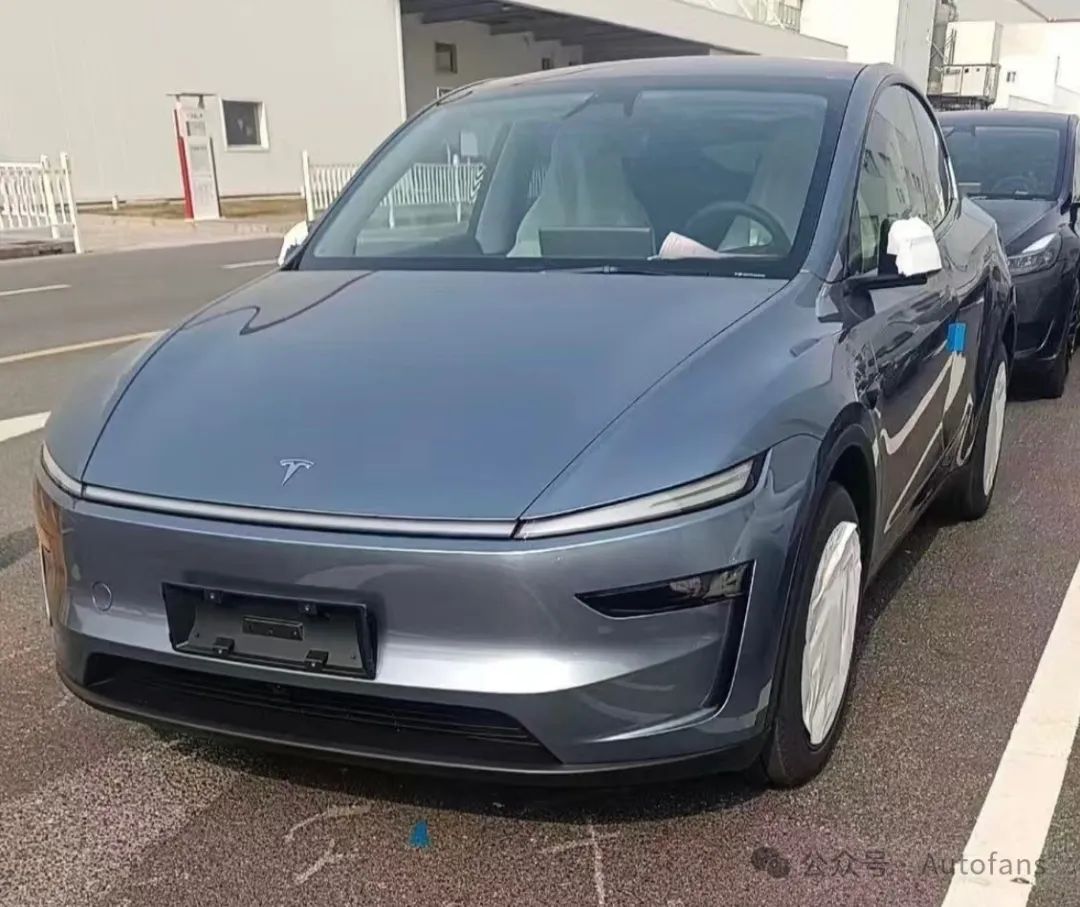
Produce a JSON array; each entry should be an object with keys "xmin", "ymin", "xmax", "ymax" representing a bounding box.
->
[
  {"xmin": 1012, "ymin": 263, "xmax": 1075, "ymax": 367},
  {"xmin": 38, "ymin": 435, "xmax": 818, "ymax": 779}
]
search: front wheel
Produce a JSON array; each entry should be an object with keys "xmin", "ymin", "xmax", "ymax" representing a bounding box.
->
[
  {"xmin": 938, "ymin": 341, "xmax": 1008, "ymax": 521},
  {"xmin": 755, "ymin": 483, "xmax": 863, "ymax": 787}
]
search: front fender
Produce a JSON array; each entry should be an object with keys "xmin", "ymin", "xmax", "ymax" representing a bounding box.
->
[{"xmin": 44, "ymin": 338, "xmax": 160, "ymax": 481}]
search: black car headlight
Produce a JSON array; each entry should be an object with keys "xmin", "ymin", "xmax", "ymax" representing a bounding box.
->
[
  {"xmin": 514, "ymin": 454, "xmax": 764, "ymax": 540},
  {"xmin": 1008, "ymin": 233, "xmax": 1061, "ymax": 277},
  {"xmin": 578, "ymin": 562, "xmax": 752, "ymax": 618}
]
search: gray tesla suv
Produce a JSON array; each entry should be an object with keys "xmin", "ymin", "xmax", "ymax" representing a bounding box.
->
[{"xmin": 36, "ymin": 58, "xmax": 1015, "ymax": 787}]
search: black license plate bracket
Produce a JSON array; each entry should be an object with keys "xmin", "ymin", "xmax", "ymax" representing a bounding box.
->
[{"xmin": 163, "ymin": 584, "xmax": 376, "ymax": 679}]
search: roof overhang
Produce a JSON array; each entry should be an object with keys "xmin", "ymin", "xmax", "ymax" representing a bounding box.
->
[
  {"xmin": 400, "ymin": 0, "xmax": 846, "ymax": 59},
  {"xmin": 957, "ymin": 0, "xmax": 1080, "ymax": 23}
]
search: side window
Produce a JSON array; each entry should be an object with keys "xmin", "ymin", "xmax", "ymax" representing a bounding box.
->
[
  {"xmin": 850, "ymin": 86, "xmax": 933, "ymax": 275},
  {"xmin": 907, "ymin": 93, "xmax": 951, "ymax": 226}
]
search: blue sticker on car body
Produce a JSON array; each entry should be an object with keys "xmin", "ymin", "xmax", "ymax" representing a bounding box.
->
[{"xmin": 948, "ymin": 322, "xmax": 967, "ymax": 353}]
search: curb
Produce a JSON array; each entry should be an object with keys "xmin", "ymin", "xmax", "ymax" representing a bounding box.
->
[{"xmin": 0, "ymin": 240, "xmax": 75, "ymax": 261}]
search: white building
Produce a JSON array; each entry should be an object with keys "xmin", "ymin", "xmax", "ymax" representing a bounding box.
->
[
  {"xmin": 1, "ymin": 0, "xmax": 956, "ymax": 205},
  {"xmin": 798, "ymin": 0, "xmax": 940, "ymax": 92},
  {"xmin": 946, "ymin": 0, "xmax": 1080, "ymax": 114}
]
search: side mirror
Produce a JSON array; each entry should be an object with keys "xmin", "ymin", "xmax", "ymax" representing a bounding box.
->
[
  {"xmin": 839, "ymin": 218, "xmax": 941, "ymax": 324},
  {"xmin": 277, "ymin": 220, "xmax": 310, "ymax": 266},
  {"xmin": 885, "ymin": 217, "xmax": 942, "ymax": 278}
]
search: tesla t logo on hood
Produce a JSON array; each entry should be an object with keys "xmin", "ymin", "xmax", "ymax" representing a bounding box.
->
[{"xmin": 279, "ymin": 458, "xmax": 314, "ymax": 486}]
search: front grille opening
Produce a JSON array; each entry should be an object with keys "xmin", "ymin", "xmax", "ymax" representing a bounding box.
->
[{"xmin": 86, "ymin": 656, "xmax": 558, "ymax": 768}]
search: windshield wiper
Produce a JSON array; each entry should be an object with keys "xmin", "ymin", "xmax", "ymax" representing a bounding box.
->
[{"xmin": 543, "ymin": 262, "xmax": 678, "ymax": 276}]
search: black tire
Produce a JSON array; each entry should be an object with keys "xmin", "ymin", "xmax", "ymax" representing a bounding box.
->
[
  {"xmin": 754, "ymin": 482, "xmax": 862, "ymax": 788},
  {"xmin": 938, "ymin": 340, "xmax": 1009, "ymax": 521}
]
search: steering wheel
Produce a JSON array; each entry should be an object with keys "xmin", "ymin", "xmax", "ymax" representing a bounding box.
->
[{"xmin": 683, "ymin": 200, "xmax": 791, "ymax": 253}]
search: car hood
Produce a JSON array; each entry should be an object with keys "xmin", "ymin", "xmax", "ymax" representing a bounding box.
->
[
  {"xmin": 972, "ymin": 198, "xmax": 1059, "ymax": 251},
  {"xmin": 83, "ymin": 269, "xmax": 784, "ymax": 521}
]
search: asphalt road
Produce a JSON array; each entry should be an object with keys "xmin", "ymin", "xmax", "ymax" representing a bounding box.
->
[{"xmin": 1, "ymin": 241, "xmax": 1079, "ymax": 907}]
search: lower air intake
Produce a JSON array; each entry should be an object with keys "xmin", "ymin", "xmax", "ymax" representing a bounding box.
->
[{"xmin": 85, "ymin": 655, "xmax": 558, "ymax": 768}]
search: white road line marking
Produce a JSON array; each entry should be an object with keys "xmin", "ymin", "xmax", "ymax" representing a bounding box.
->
[
  {"xmin": 284, "ymin": 803, "xmax": 372, "ymax": 844},
  {"xmin": 941, "ymin": 555, "xmax": 1080, "ymax": 906},
  {"xmin": 0, "ymin": 412, "xmax": 49, "ymax": 443},
  {"xmin": 293, "ymin": 840, "xmax": 349, "ymax": 886},
  {"xmin": 221, "ymin": 258, "xmax": 276, "ymax": 270},
  {"xmin": 540, "ymin": 821, "xmax": 618, "ymax": 906},
  {"xmin": 0, "ymin": 331, "xmax": 161, "ymax": 367},
  {"xmin": 0, "ymin": 283, "xmax": 70, "ymax": 299}
]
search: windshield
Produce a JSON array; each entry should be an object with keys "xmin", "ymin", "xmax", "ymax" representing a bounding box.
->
[
  {"xmin": 942, "ymin": 124, "xmax": 1065, "ymax": 200},
  {"xmin": 302, "ymin": 81, "xmax": 844, "ymax": 278}
]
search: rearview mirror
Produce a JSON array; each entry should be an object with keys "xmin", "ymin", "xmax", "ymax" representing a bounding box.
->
[
  {"xmin": 277, "ymin": 220, "xmax": 310, "ymax": 266},
  {"xmin": 844, "ymin": 218, "xmax": 942, "ymax": 294},
  {"xmin": 885, "ymin": 217, "xmax": 942, "ymax": 278},
  {"xmin": 838, "ymin": 219, "xmax": 942, "ymax": 323}
]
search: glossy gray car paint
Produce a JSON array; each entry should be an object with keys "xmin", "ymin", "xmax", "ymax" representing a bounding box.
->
[
  {"xmin": 41, "ymin": 59, "xmax": 1015, "ymax": 775},
  {"xmin": 80, "ymin": 270, "xmax": 789, "ymax": 520}
]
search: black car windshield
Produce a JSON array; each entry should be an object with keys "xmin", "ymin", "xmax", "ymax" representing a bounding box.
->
[
  {"xmin": 942, "ymin": 124, "xmax": 1065, "ymax": 200},
  {"xmin": 302, "ymin": 79, "xmax": 845, "ymax": 278}
]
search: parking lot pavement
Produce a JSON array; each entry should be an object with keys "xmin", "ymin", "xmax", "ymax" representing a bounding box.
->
[
  {"xmin": 0, "ymin": 237, "xmax": 280, "ymax": 358},
  {"xmin": 2, "ymin": 242, "xmax": 1080, "ymax": 906}
]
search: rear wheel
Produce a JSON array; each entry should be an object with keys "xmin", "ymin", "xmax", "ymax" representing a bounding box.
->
[
  {"xmin": 939, "ymin": 340, "xmax": 1008, "ymax": 521},
  {"xmin": 755, "ymin": 483, "xmax": 863, "ymax": 787}
]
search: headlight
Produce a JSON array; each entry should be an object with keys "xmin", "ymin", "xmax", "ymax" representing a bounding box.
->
[
  {"xmin": 33, "ymin": 472, "xmax": 69, "ymax": 626},
  {"xmin": 514, "ymin": 455, "xmax": 763, "ymax": 539},
  {"xmin": 577, "ymin": 562, "xmax": 752, "ymax": 618},
  {"xmin": 1008, "ymin": 233, "xmax": 1062, "ymax": 276}
]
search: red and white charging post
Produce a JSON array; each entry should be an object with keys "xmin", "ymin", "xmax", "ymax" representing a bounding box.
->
[{"xmin": 169, "ymin": 92, "xmax": 221, "ymax": 221}]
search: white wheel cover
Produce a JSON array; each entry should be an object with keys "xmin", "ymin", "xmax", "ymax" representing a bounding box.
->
[
  {"xmin": 983, "ymin": 361, "xmax": 1008, "ymax": 497},
  {"xmin": 801, "ymin": 520, "xmax": 862, "ymax": 746}
]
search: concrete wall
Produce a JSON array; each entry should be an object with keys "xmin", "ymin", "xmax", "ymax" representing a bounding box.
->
[
  {"xmin": 401, "ymin": 15, "xmax": 581, "ymax": 116},
  {"xmin": 950, "ymin": 20, "xmax": 1003, "ymax": 63},
  {"xmin": 0, "ymin": 0, "xmax": 406, "ymax": 202},
  {"xmin": 1000, "ymin": 23, "xmax": 1080, "ymax": 91},
  {"xmin": 994, "ymin": 52, "xmax": 1080, "ymax": 115},
  {"xmin": 0, "ymin": 0, "xmax": 846, "ymax": 203},
  {"xmin": 801, "ymin": 0, "xmax": 899, "ymax": 71},
  {"xmin": 893, "ymin": 0, "xmax": 938, "ymax": 90},
  {"xmin": 995, "ymin": 54, "xmax": 1060, "ymax": 109},
  {"xmin": 801, "ymin": 0, "xmax": 937, "ymax": 88}
]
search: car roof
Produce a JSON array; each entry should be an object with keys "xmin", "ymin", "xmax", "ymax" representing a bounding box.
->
[
  {"xmin": 449, "ymin": 55, "xmax": 870, "ymax": 100},
  {"xmin": 938, "ymin": 109, "xmax": 1075, "ymax": 129}
]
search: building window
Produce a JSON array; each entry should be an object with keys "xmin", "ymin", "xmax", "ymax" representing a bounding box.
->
[
  {"xmin": 1006, "ymin": 71, "xmax": 1017, "ymax": 83},
  {"xmin": 435, "ymin": 42, "xmax": 458, "ymax": 74},
  {"xmin": 221, "ymin": 99, "xmax": 267, "ymax": 149},
  {"xmin": 541, "ymin": 57, "xmax": 554, "ymax": 71}
]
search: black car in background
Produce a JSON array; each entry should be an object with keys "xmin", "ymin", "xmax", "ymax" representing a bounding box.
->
[{"xmin": 940, "ymin": 111, "xmax": 1080, "ymax": 397}]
